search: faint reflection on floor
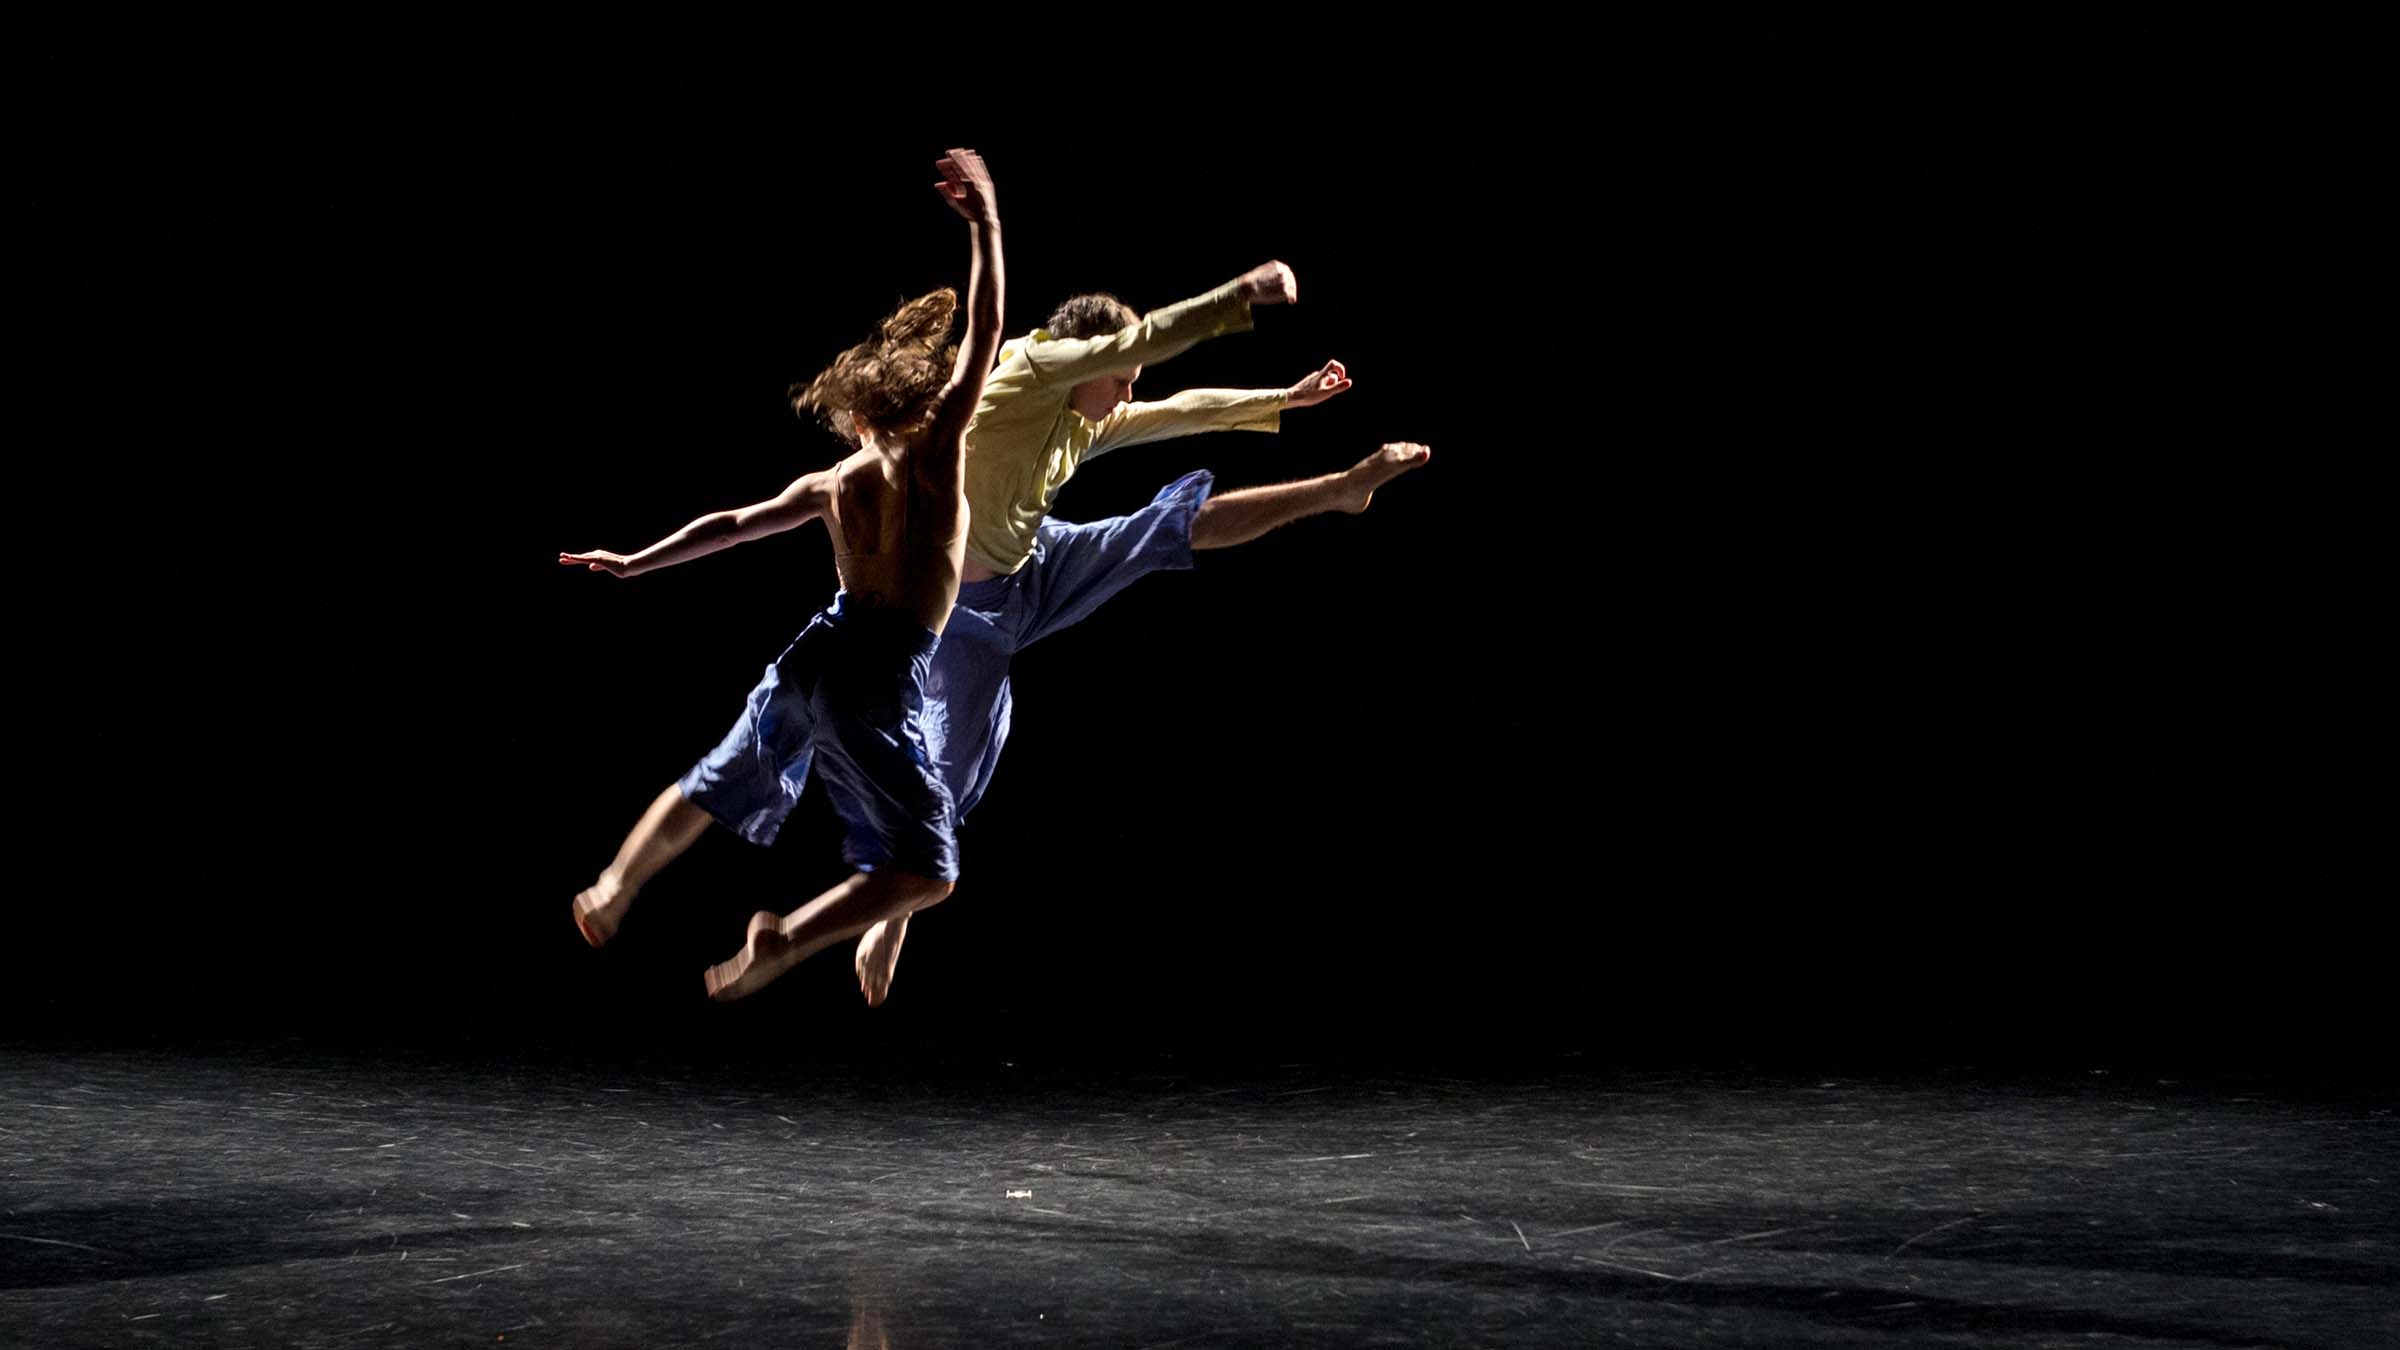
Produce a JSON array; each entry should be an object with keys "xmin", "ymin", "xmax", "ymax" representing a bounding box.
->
[{"xmin": 845, "ymin": 1263, "xmax": 889, "ymax": 1350}]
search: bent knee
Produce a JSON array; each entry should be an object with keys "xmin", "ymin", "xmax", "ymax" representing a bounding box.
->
[{"xmin": 885, "ymin": 871, "xmax": 954, "ymax": 906}]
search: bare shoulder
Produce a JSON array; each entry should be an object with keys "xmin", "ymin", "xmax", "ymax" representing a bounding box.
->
[
  {"xmin": 831, "ymin": 447, "xmax": 901, "ymax": 509},
  {"xmin": 828, "ymin": 445, "xmax": 881, "ymax": 480}
]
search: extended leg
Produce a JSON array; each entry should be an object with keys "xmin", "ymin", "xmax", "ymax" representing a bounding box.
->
[
  {"xmin": 703, "ymin": 869, "xmax": 955, "ymax": 1002},
  {"xmin": 880, "ymin": 445, "xmax": 1434, "ymax": 989},
  {"xmin": 573, "ymin": 784, "xmax": 715, "ymax": 947},
  {"xmin": 1188, "ymin": 442, "xmax": 1430, "ymax": 549}
]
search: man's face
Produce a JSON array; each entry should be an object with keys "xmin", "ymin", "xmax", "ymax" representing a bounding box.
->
[{"xmin": 1067, "ymin": 365, "xmax": 1140, "ymax": 421}]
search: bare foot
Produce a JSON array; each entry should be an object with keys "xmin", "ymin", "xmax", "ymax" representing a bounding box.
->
[
  {"xmin": 1340, "ymin": 442, "xmax": 1431, "ymax": 513},
  {"xmin": 702, "ymin": 911, "xmax": 800, "ymax": 1002},
  {"xmin": 854, "ymin": 915, "xmax": 910, "ymax": 1007},
  {"xmin": 572, "ymin": 875, "xmax": 636, "ymax": 948}
]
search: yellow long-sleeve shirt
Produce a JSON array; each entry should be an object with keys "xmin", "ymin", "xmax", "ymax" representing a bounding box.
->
[{"xmin": 963, "ymin": 282, "xmax": 1286, "ymax": 575}]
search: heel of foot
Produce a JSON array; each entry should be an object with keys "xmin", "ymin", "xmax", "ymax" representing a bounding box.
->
[{"xmin": 747, "ymin": 911, "xmax": 787, "ymax": 955}]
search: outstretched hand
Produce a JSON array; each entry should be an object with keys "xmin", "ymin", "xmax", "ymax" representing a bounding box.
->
[
  {"xmin": 559, "ymin": 550, "xmax": 634, "ymax": 578},
  {"xmin": 934, "ymin": 148, "xmax": 997, "ymax": 225},
  {"xmin": 1286, "ymin": 359, "xmax": 1352, "ymax": 409},
  {"xmin": 1237, "ymin": 260, "xmax": 1297, "ymax": 305}
]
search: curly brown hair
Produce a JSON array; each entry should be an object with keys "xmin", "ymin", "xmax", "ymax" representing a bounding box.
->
[
  {"xmin": 790, "ymin": 289, "xmax": 959, "ymax": 444},
  {"xmin": 1045, "ymin": 293, "xmax": 1138, "ymax": 341}
]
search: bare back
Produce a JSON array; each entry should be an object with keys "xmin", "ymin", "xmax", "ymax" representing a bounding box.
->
[{"xmin": 826, "ymin": 435, "xmax": 967, "ymax": 637}]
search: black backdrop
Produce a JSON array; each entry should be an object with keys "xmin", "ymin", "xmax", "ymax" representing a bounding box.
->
[{"xmin": 10, "ymin": 87, "xmax": 2355, "ymax": 1076}]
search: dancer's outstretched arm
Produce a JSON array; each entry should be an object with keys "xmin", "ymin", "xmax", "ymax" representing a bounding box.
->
[
  {"xmin": 1087, "ymin": 359, "xmax": 1356, "ymax": 458},
  {"xmin": 1016, "ymin": 261, "xmax": 1297, "ymax": 388},
  {"xmin": 559, "ymin": 470, "xmax": 836, "ymax": 578}
]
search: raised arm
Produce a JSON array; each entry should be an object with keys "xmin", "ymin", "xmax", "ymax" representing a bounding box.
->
[
  {"xmin": 918, "ymin": 148, "xmax": 1004, "ymax": 468},
  {"xmin": 1017, "ymin": 261, "xmax": 1298, "ymax": 388},
  {"xmin": 559, "ymin": 469, "xmax": 835, "ymax": 579}
]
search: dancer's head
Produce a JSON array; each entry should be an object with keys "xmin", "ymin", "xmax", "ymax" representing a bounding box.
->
[
  {"xmin": 791, "ymin": 289, "xmax": 959, "ymax": 447},
  {"xmin": 1047, "ymin": 292, "xmax": 1142, "ymax": 421}
]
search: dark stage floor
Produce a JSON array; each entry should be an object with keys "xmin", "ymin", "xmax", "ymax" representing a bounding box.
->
[{"xmin": 3, "ymin": 1047, "xmax": 2392, "ymax": 1347}]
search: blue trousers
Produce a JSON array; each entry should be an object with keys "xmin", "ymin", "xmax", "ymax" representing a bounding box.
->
[
  {"xmin": 677, "ymin": 593, "xmax": 960, "ymax": 880},
  {"xmin": 678, "ymin": 469, "xmax": 1212, "ymax": 870},
  {"xmin": 928, "ymin": 469, "xmax": 1214, "ymax": 818}
]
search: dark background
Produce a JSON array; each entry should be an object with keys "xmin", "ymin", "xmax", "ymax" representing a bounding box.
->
[{"xmin": 12, "ymin": 86, "xmax": 2358, "ymax": 1076}]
